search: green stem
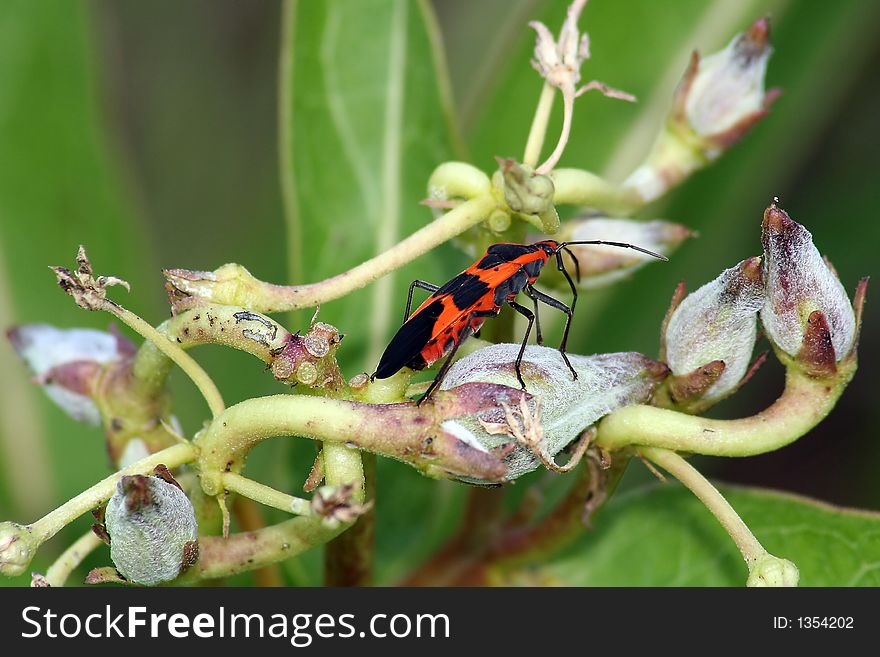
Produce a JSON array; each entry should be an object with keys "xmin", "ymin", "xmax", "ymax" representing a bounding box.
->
[
  {"xmin": 106, "ymin": 302, "xmax": 225, "ymax": 417},
  {"xmin": 132, "ymin": 305, "xmax": 291, "ymax": 398},
  {"xmin": 550, "ymin": 168, "xmax": 641, "ymax": 214},
  {"xmin": 523, "ymin": 83, "xmax": 556, "ymax": 168},
  {"xmin": 221, "ymin": 472, "xmax": 312, "ymax": 516},
  {"xmin": 165, "ymin": 195, "xmax": 497, "ymax": 314},
  {"xmin": 536, "ymin": 86, "xmax": 574, "ymax": 175},
  {"xmin": 30, "ymin": 443, "xmax": 196, "ymax": 548},
  {"xmin": 44, "ymin": 529, "xmax": 104, "ymax": 587},
  {"xmin": 189, "ymin": 442, "xmax": 364, "ymax": 583},
  {"xmin": 639, "ymin": 447, "xmax": 765, "ymax": 566},
  {"xmin": 596, "ymin": 365, "xmax": 853, "ymax": 456},
  {"xmin": 195, "ymin": 392, "xmax": 507, "ymax": 497}
]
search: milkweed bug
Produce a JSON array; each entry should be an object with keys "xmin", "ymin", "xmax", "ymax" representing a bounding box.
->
[{"xmin": 372, "ymin": 240, "xmax": 667, "ymax": 403}]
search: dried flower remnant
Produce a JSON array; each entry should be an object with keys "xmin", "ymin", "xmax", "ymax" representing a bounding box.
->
[
  {"xmin": 760, "ymin": 203, "xmax": 857, "ymax": 373},
  {"xmin": 103, "ymin": 468, "xmax": 199, "ymax": 586},
  {"xmin": 528, "ymin": 0, "xmax": 635, "ymax": 174},
  {"xmin": 311, "ymin": 484, "xmax": 373, "ymax": 530}
]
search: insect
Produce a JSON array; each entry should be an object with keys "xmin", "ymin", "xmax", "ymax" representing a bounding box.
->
[{"xmin": 372, "ymin": 240, "xmax": 667, "ymax": 403}]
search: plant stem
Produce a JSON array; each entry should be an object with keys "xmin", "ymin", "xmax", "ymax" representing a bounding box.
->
[
  {"xmin": 195, "ymin": 390, "xmax": 509, "ymax": 495},
  {"xmin": 550, "ymin": 167, "xmax": 642, "ymax": 214},
  {"xmin": 230, "ymin": 497, "xmax": 284, "ymax": 587},
  {"xmin": 639, "ymin": 447, "xmax": 764, "ymax": 566},
  {"xmin": 596, "ymin": 364, "xmax": 854, "ymax": 456},
  {"xmin": 536, "ymin": 87, "xmax": 574, "ymax": 175},
  {"xmin": 523, "ymin": 83, "xmax": 556, "ymax": 167},
  {"xmin": 43, "ymin": 529, "xmax": 103, "ymax": 587},
  {"xmin": 29, "ymin": 443, "xmax": 196, "ymax": 548},
  {"xmin": 324, "ymin": 451, "xmax": 374, "ymax": 587},
  {"xmin": 222, "ymin": 472, "xmax": 312, "ymax": 516},
  {"xmin": 132, "ymin": 305, "xmax": 291, "ymax": 397},
  {"xmin": 105, "ymin": 302, "xmax": 225, "ymax": 417},
  {"xmin": 164, "ymin": 195, "xmax": 497, "ymax": 313}
]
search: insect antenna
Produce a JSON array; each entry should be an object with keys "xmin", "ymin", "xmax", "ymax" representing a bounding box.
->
[{"xmin": 557, "ymin": 240, "xmax": 669, "ymax": 262}]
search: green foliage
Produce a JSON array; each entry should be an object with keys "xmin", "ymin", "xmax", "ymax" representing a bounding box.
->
[
  {"xmin": 544, "ymin": 484, "xmax": 880, "ymax": 586},
  {"xmin": 0, "ymin": 0, "xmax": 877, "ymax": 586}
]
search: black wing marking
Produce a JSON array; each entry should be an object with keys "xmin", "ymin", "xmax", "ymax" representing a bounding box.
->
[
  {"xmin": 373, "ymin": 271, "xmax": 499, "ymax": 380},
  {"xmin": 373, "ymin": 298, "xmax": 446, "ymax": 379}
]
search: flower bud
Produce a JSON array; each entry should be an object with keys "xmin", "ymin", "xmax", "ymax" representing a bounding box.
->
[
  {"xmin": 493, "ymin": 158, "xmax": 559, "ymax": 234},
  {"xmin": 103, "ymin": 468, "xmax": 199, "ymax": 586},
  {"xmin": 440, "ymin": 344, "xmax": 668, "ymax": 481},
  {"xmin": 747, "ymin": 553, "xmax": 799, "ymax": 587},
  {"xmin": 7, "ymin": 324, "xmax": 132, "ymax": 425},
  {"xmin": 760, "ymin": 204, "xmax": 856, "ymax": 372},
  {"xmin": 663, "ymin": 258, "xmax": 764, "ymax": 409},
  {"xmin": 622, "ymin": 18, "xmax": 779, "ymax": 204},
  {"xmin": 0, "ymin": 522, "xmax": 39, "ymax": 577},
  {"xmin": 553, "ymin": 217, "xmax": 692, "ymax": 288},
  {"xmin": 677, "ymin": 17, "xmax": 778, "ymax": 157}
]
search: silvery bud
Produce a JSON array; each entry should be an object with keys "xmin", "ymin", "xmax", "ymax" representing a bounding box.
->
[
  {"xmin": 554, "ymin": 217, "xmax": 692, "ymax": 288},
  {"xmin": 760, "ymin": 203, "xmax": 857, "ymax": 375},
  {"xmin": 676, "ymin": 17, "xmax": 779, "ymax": 157},
  {"xmin": 440, "ymin": 344, "xmax": 668, "ymax": 481},
  {"xmin": 663, "ymin": 258, "xmax": 765, "ymax": 410},
  {"xmin": 7, "ymin": 324, "xmax": 134, "ymax": 425},
  {"xmin": 103, "ymin": 467, "xmax": 199, "ymax": 586}
]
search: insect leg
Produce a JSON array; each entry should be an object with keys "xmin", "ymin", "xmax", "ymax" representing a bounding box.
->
[
  {"xmin": 525, "ymin": 284, "xmax": 578, "ymax": 380},
  {"xmin": 508, "ymin": 301, "xmax": 536, "ymax": 390},
  {"xmin": 419, "ymin": 309, "xmax": 498, "ymax": 405},
  {"xmin": 531, "ymin": 295, "xmax": 544, "ymax": 346},
  {"xmin": 404, "ymin": 280, "xmax": 440, "ymax": 322}
]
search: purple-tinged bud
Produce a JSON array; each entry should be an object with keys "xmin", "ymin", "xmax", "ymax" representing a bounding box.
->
[
  {"xmin": 439, "ymin": 344, "xmax": 668, "ymax": 480},
  {"xmin": 760, "ymin": 204, "xmax": 856, "ymax": 373},
  {"xmin": 103, "ymin": 467, "xmax": 199, "ymax": 586},
  {"xmin": 7, "ymin": 324, "xmax": 133, "ymax": 425},
  {"xmin": 0, "ymin": 522, "xmax": 38, "ymax": 577},
  {"xmin": 663, "ymin": 258, "xmax": 765, "ymax": 409},
  {"xmin": 555, "ymin": 217, "xmax": 693, "ymax": 288},
  {"xmin": 676, "ymin": 17, "xmax": 779, "ymax": 157}
]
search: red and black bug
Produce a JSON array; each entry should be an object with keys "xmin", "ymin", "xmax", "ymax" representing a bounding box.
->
[{"xmin": 372, "ymin": 239, "xmax": 667, "ymax": 403}]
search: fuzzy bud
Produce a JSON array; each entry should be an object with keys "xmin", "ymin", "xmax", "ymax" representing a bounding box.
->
[
  {"xmin": 440, "ymin": 345, "xmax": 668, "ymax": 481},
  {"xmin": 760, "ymin": 204, "xmax": 856, "ymax": 373},
  {"xmin": 663, "ymin": 258, "xmax": 764, "ymax": 409},
  {"xmin": 103, "ymin": 469, "xmax": 199, "ymax": 586},
  {"xmin": 7, "ymin": 324, "xmax": 133, "ymax": 425},
  {"xmin": 677, "ymin": 17, "xmax": 778, "ymax": 157}
]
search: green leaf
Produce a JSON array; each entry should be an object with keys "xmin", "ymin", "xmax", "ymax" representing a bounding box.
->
[
  {"xmin": 278, "ymin": 0, "xmax": 463, "ymax": 583},
  {"xmin": 279, "ymin": 0, "xmax": 461, "ymax": 367},
  {"xmin": 539, "ymin": 484, "xmax": 880, "ymax": 586},
  {"xmin": 0, "ymin": 0, "xmax": 157, "ymax": 586}
]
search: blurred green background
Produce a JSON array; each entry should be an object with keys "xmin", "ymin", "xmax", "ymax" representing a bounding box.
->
[{"xmin": 0, "ymin": 0, "xmax": 877, "ymax": 586}]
